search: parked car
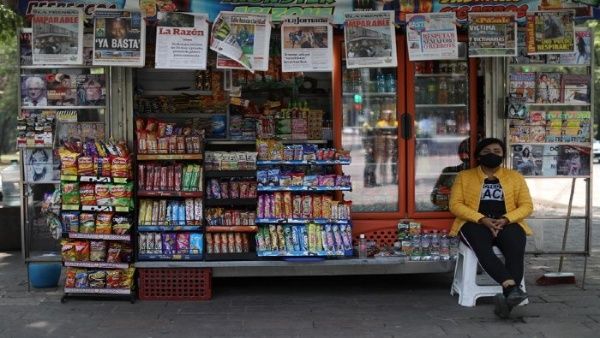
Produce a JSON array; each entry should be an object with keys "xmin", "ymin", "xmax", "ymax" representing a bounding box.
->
[{"xmin": 594, "ymin": 140, "xmax": 600, "ymax": 163}]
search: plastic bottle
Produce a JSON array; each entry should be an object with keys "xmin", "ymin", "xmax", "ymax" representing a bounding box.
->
[
  {"xmin": 410, "ymin": 233, "xmax": 422, "ymax": 261},
  {"xmin": 449, "ymin": 235, "xmax": 460, "ymax": 259},
  {"xmin": 427, "ymin": 80, "xmax": 437, "ymax": 104},
  {"xmin": 0, "ymin": 160, "xmax": 21, "ymax": 207},
  {"xmin": 430, "ymin": 230, "xmax": 440, "ymax": 261},
  {"xmin": 440, "ymin": 230, "xmax": 450, "ymax": 261},
  {"xmin": 358, "ymin": 234, "xmax": 367, "ymax": 259},
  {"xmin": 421, "ymin": 230, "xmax": 432, "ymax": 261},
  {"xmin": 455, "ymin": 81, "xmax": 466, "ymax": 105},
  {"xmin": 385, "ymin": 73, "xmax": 396, "ymax": 93},
  {"xmin": 376, "ymin": 70, "xmax": 386, "ymax": 93},
  {"xmin": 438, "ymin": 78, "xmax": 448, "ymax": 104}
]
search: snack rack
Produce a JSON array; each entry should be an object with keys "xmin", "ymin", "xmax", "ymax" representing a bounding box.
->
[
  {"xmin": 203, "ymin": 145, "xmax": 258, "ymax": 260},
  {"xmin": 254, "ymin": 140, "xmax": 354, "ymax": 257},
  {"xmin": 59, "ymin": 167, "xmax": 135, "ymax": 302}
]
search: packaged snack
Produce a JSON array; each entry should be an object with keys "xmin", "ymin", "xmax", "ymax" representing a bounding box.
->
[
  {"xmin": 177, "ymin": 202, "xmax": 186, "ymax": 226},
  {"xmin": 278, "ymin": 173, "xmax": 291, "ymax": 187},
  {"xmin": 318, "ymin": 175, "xmax": 336, "ymax": 187},
  {"xmin": 234, "ymin": 233, "xmax": 243, "ymax": 253},
  {"xmin": 59, "ymin": 148, "xmax": 79, "ymax": 176},
  {"xmin": 61, "ymin": 182, "xmax": 80, "ymax": 205},
  {"xmin": 61, "ymin": 240, "xmax": 77, "ymax": 261},
  {"xmin": 106, "ymin": 270, "xmax": 122, "ymax": 289},
  {"xmin": 290, "ymin": 172, "xmax": 304, "ymax": 186},
  {"xmin": 154, "ymin": 233, "xmax": 162, "ymax": 254},
  {"xmin": 330, "ymin": 201, "xmax": 339, "ymax": 220},
  {"xmin": 94, "ymin": 157, "xmax": 111, "ymax": 177},
  {"xmin": 255, "ymin": 229, "xmax": 265, "ymax": 251},
  {"xmin": 106, "ymin": 242, "xmax": 122, "ymax": 263},
  {"xmin": 206, "ymin": 233, "xmax": 214, "ymax": 254},
  {"xmin": 283, "ymin": 226, "xmax": 294, "ymax": 252},
  {"xmin": 65, "ymin": 268, "xmax": 77, "ymax": 288},
  {"xmin": 74, "ymin": 241, "xmax": 90, "ymax": 261},
  {"xmin": 77, "ymin": 156, "xmax": 94, "ymax": 176},
  {"xmin": 314, "ymin": 224, "xmax": 323, "ymax": 251},
  {"xmin": 75, "ymin": 270, "xmax": 89, "ymax": 288},
  {"xmin": 194, "ymin": 198, "xmax": 203, "ymax": 226},
  {"xmin": 262, "ymin": 227, "xmax": 272, "ymax": 251},
  {"xmin": 332, "ymin": 225, "xmax": 344, "ymax": 252},
  {"xmin": 151, "ymin": 201, "xmax": 160, "ymax": 225},
  {"xmin": 256, "ymin": 139, "xmax": 269, "ymax": 160},
  {"xmin": 111, "ymin": 156, "xmax": 131, "ymax": 179},
  {"xmin": 291, "ymin": 225, "xmax": 301, "ymax": 251},
  {"xmin": 301, "ymin": 226, "xmax": 309, "ymax": 252},
  {"xmin": 273, "ymin": 192, "xmax": 282, "ymax": 218},
  {"xmin": 62, "ymin": 211, "xmax": 80, "ymax": 233},
  {"xmin": 307, "ymin": 223, "xmax": 316, "ymax": 253},
  {"xmin": 341, "ymin": 224, "xmax": 353, "ymax": 251},
  {"xmin": 88, "ymin": 270, "xmax": 107, "ymax": 288},
  {"xmin": 144, "ymin": 201, "xmax": 153, "ymax": 225},
  {"xmin": 138, "ymin": 232, "xmax": 147, "ymax": 254},
  {"xmin": 336, "ymin": 175, "xmax": 352, "ymax": 187},
  {"xmin": 276, "ymin": 225, "xmax": 286, "ymax": 251},
  {"xmin": 257, "ymin": 170, "xmax": 268, "ymax": 187},
  {"xmin": 227, "ymin": 233, "xmax": 235, "ymax": 253},
  {"xmin": 158, "ymin": 199, "xmax": 167, "ymax": 225},
  {"xmin": 220, "ymin": 233, "xmax": 228, "ymax": 253},
  {"xmin": 90, "ymin": 240, "xmax": 107, "ymax": 262},
  {"xmin": 292, "ymin": 194, "xmax": 302, "ymax": 219},
  {"xmin": 176, "ymin": 136, "xmax": 186, "ymax": 154},
  {"xmin": 176, "ymin": 233, "xmax": 190, "ymax": 254},
  {"xmin": 144, "ymin": 164, "xmax": 154, "ymax": 191},
  {"xmin": 322, "ymin": 195, "xmax": 333, "ymax": 219},
  {"xmin": 248, "ymin": 182, "xmax": 257, "ymax": 198},
  {"xmin": 312, "ymin": 195, "xmax": 322, "ymax": 218},
  {"xmin": 409, "ymin": 222, "xmax": 421, "ymax": 236},
  {"xmin": 321, "ymin": 226, "xmax": 330, "ymax": 252},
  {"xmin": 220, "ymin": 181, "xmax": 229, "ymax": 199},
  {"xmin": 229, "ymin": 180, "xmax": 240, "ymax": 199},
  {"xmin": 153, "ymin": 166, "xmax": 161, "ymax": 191},
  {"xmin": 162, "ymin": 233, "xmax": 176, "ymax": 254},
  {"xmin": 120, "ymin": 268, "xmax": 135, "ymax": 289},
  {"xmin": 269, "ymin": 225, "xmax": 278, "ymax": 251},
  {"xmin": 95, "ymin": 184, "xmax": 111, "ymax": 206},
  {"xmin": 95, "ymin": 212, "xmax": 113, "ymax": 234},
  {"xmin": 301, "ymin": 195, "xmax": 312, "ymax": 219},
  {"xmin": 190, "ymin": 233, "xmax": 203, "ymax": 255},
  {"xmin": 325, "ymin": 224, "xmax": 335, "ymax": 252},
  {"xmin": 79, "ymin": 183, "xmax": 96, "ymax": 206},
  {"xmin": 267, "ymin": 169, "xmax": 280, "ymax": 186},
  {"xmin": 303, "ymin": 175, "xmax": 318, "ymax": 187},
  {"xmin": 283, "ymin": 192, "xmax": 293, "ymax": 218},
  {"xmin": 79, "ymin": 213, "xmax": 96, "ymax": 233}
]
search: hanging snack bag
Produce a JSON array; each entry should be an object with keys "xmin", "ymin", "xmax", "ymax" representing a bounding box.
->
[
  {"xmin": 61, "ymin": 240, "xmax": 77, "ymax": 261},
  {"xmin": 106, "ymin": 270, "xmax": 122, "ymax": 289},
  {"xmin": 162, "ymin": 233, "xmax": 176, "ymax": 254},
  {"xmin": 88, "ymin": 270, "xmax": 107, "ymax": 288},
  {"xmin": 65, "ymin": 268, "xmax": 77, "ymax": 288},
  {"xmin": 110, "ymin": 182, "xmax": 132, "ymax": 208},
  {"xmin": 94, "ymin": 157, "xmax": 112, "ymax": 177},
  {"xmin": 95, "ymin": 184, "xmax": 111, "ymax": 206},
  {"xmin": 79, "ymin": 183, "xmax": 96, "ymax": 206},
  {"xmin": 190, "ymin": 233, "xmax": 203, "ymax": 255},
  {"xmin": 77, "ymin": 156, "xmax": 94, "ymax": 176},
  {"xmin": 89, "ymin": 240, "xmax": 107, "ymax": 262},
  {"xmin": 59, "ymin": 148, "xmax": 79, "ymax": 176},
  {"xmin": 176, "ymin": 233, "xmax": 190, "ymax": 254},
  {"xmin": 61, "ymin": 182, "xmax": 80, "ymax": 205},
  {"xmin": 111, "ymin": 156, "xmax": 131, "ymax": 178},
  {"xmin": 74, "ymin": 241, "xmax": 90, "ymax": 261},
  {"xmin": 106, "ymin": 242, "xmax": 122, "ymax": 263},
  {"xmin": 75, "ymin": 270, "xmax": 89, "ymax": 288},
  {"xmin": 62, "ymin": 211, "xmax": 80, "ymax": 233},
  {"xmin": 95, "ymin": 212, "xmax": 113, "ymax": 234},
  {"xmin": 112, "ymin": 215, "xmax": 132, "ymax": 235},
  {"xmin": 79, "ymin": 213, "xmax": 96, "ymax": 233}
]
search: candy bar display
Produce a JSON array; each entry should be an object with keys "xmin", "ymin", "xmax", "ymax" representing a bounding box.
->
[
  {"xmin": 206, "ymin": 178, "xmax": 257, "ymax": 199},
  {"xmin": 135, "ymin": 117, "xmax": 204, "ymax": 155},
  {"xmin": 17, "ymin": 110, "xmax": 56, "ymax": 148},
  {"xmin": 255, "ymin": 223, "xmax": 352, "ymax": 257},
  {"xmin": 256, "ymin": 193, "xmax": 350, "ymax": 221},
  {"xmin": 256, "ymin": 140, "xmax": 354, "ymax": 258},
  {"xmin": 138, "ymin": 199, "xmax": 203, "ymax": 227},
  {"xmin": 255, "ymin": 101, "xmax": 325, "ymax": 140},
  {"xmin": 205, "ymin": 208, "xmax": 256, "ymax": 226},
  {"xmin": 205, "ymin": 151, "xmax": 257, "ymax": 171},
  {"xmin": 138, "ymin": 232, "xmax": 204, "ymax": 257},
  {"xmin": 138, "ymin": 163, "xmax": 203, "ymax": 192},
  {"xmin": 205, "ymin": 232, "xmax": 251, "ymax": 255}
]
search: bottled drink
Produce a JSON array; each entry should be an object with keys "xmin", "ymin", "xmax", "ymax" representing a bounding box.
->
[
  {"xmin": 421, "ymin": 231, "xmax": 431, "ymax": 261},
  {"xmin": 358, "ymin": 234, "xmax": 367, "ymax": 259},
  {"xmin": 440, "ymin": 230, "xmax": 450, "ymax": 261},
  {"xmin": 426, "ymin": 80, "xmax": 437, "ymax": 104},
  {"xmin": 343, "ymin": 70, "xmax": 351, "ymax": 92},
  {"xmin": 438, "ymin": 78, "xmax": 448, "ymax": 104},
  {"xmin": 455, "ymin": 81, "xmax": 466, "ymax": 105},
  {"xmin": 415, "ymin": 82, "xmax": 423, "ymax": 104},
  {"xmin": 430, "ymin": 230, "xmax": 440, "ymax": 261},
  {"xmin": 410, "ymin": 233, "xmax": 422, "ymax": 261},
  {"xmin": 449, "ymin": 235, "xmax": 460, "ymax": 259},
  {"xmin": 385, "ymin": 73, "xmax": 396, "ymax": 93},
  {"xmin": 376, "ymin": 70, "xmax": 386, "ymax": 93}
]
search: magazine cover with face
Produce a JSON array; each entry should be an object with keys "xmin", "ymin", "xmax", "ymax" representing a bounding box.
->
[{"xmin": 24, "ymin": 148, "xmax": 56, "ymax": 183}]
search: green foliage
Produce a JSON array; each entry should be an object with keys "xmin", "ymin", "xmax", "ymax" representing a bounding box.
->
[
  {"xmin": 0, "ymin": 4, "xmax": 22, "ymax": 42},
  {"xmin": 0, "ymin": 4, "xmax": 21, "ymax": 155}
]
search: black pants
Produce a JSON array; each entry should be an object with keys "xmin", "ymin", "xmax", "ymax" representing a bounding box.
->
[{"xmin": 459, "ymin": 222, "xmax": 526, "ymax": 285}]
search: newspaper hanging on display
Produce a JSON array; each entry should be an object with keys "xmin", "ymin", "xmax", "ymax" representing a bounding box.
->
[
  {"xmin": 210, "ymin": 12, "xmax": 271, "ymax": 72},
  {"xmin": 280, "ymin": 16, "xmax": 332, "ymax": 72},
  {"xmin": 526, "ymin": 10, "xmax": 575, "ymax": 55},
  {"xmin": 468, "ymin": 12, "xmax": 517, "ymax": 57},
  {"xmin": 343, "ymin": 11, "xmax": 397, "ymax": 69},
  {"xmin": 406, "ymin": 12, "xmax": 458, "ymax": 61},
  {"xmin": 155, "ymin": 12, "xmax": 209, "ymax": 70},
  {"xmin": 93, "ymin": 9, "xmax": 145, "ymax": 67},
  {"xmin": 31, "ymin": 7, "xmax": 84, "ymax": 65}
]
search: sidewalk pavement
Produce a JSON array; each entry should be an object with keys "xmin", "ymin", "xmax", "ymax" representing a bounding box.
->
[{"xmin": 1, "ymin": 250, "xmax": 600, "ymax": 338}]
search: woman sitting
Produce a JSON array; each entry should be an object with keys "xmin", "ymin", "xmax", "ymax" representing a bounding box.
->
[{"xmin": 449, "ymin": 138, "xmax": 533, "ymax": 318}]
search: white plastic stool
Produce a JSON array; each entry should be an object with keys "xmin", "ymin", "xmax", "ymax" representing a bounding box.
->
[{"xmin": 451, "ymin": 241, "xmax": 527, "ymax": 307}]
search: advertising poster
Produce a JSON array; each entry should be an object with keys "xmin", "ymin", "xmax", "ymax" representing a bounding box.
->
[
  {"xmin": 526, "ymin": 10, "xmax": 575, "ymax": 55},
  {"xmin": 210, "ymin": 12, "xmax": 271, "ymax": 72},
  {"xmin": 559, "ymin": 27, "xmax": 592, "ymax": 65},
  {"xmin": 155, "ymin": 12, "xmax": 209, "ymax": 70},
  {"xmin": 24, "ymin": 148, "xmax": 58, "ymax": 183},
  {"xmin": 468, "ymin": 12, "xmax": 517, "ymax": 57},
  {"xmin": 406, "ymin": 12, "xmax": 458, "ymax": 61},
  {"xmin": 93, "ymin": 9, "xmax": 146, "ymax": 67},
  {"xmin": 281, "ymin": 16, "xmax": 332, "ymax": 72},
  {"xmin": 344, "ymin": 11, "xmax": 397, "ymax": 69},
  {"xmin": 21, "ymin": 75, "xmax": 48, "ymax": 107},
  {"xmin": 31, "ymin": 7, "xmax": 84, "ymax": 65},
  {"xmin": 20, "ymin": 28, "xmax": 33, "ymax": 66}
]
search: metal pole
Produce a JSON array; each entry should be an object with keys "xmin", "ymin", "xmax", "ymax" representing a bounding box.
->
[{"xmin": 558, "ymin": 177, "xmax": 576, "ymax": 272}]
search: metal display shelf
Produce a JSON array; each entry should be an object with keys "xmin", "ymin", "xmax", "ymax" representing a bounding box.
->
[
  {"xmin": 257, "ymin": 186, "xmax": 352, "ymax": 192},
  {"xmin": 256, "ymin": 218, "xmax": 350, "ymax": 225},
  {"xmin": 137, "ymin": 190, "xmax": 203, "ymax": 198},
  {"xmin": 205, "ymin": 225, "xmax": 258, "ymax": 233},
  {"xmin": 141, "ymin": 90, "xmax": 213, "ymax": 96},
  {"xmin": 135, "ymin": 258, "xmax": 456, "ymax": 277},
  {"xmin": 62, "ymin": 288, "xmax": 134, "ymax": 303},
  {"xmin": 256, "ymin": 160, "xmax": 351, "ymax": 166},
  {"xmin": 134, "ymin": 112, "xmax": 224, "ymax": 119},
  {"xmin": 68, "ymin": 233, "xmax": 131, "ymax": 241},
  {"xmin": 525, "ymin": 103, "xmax": 591, "ymax": 106},
  {"xmin": 342, "ymin": 92, "xmax": 396, "ymax": 97},
  {"xmin": 62, "ymin": 205, "xmax": 130, "ymax": 212},
  {"xmin": 137, "ymin": 253, "xmax": 204, "ymax": 261},
  {"xmin": 60, "ymin": 175, "xmax": 129, "ymax": 184},
  {"xmin": 137, "ymin": 153, "xmax": 203, "ymax": 161},
  {"xmin": 22, "ymin": 105, "xmax": 106, "ymax": 110},
  {"xmin": 64, "ymin": 261, "xmax": 130, "ymax": 269},
  {"xmin": 204, "ymin": 170, "xmax": 256, "ymax": 178},
  {"xmin": 137, "ymin": 225, "xmax": 202, "ymax": 232},
  {"xmin": 204, "ymin": 198, "xmax": 257, "ymax": 207},
  {"xmin": 257, "ymin": 249, "xmax": 352, "ymax": 257}
]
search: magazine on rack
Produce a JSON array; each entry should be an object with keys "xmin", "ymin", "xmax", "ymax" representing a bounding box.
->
[
  {"xmin": 535, "ymin": 72, "xmax": 562, "ymax": 103},
  {"xmin": 31, "ymin": 7, "xmax": 84, "ymax": 65},
  {"xmin": 528, "ymin": 110, "xmax": 546, "ymax": 125},
  {"xmin": 467, "ymin": 12, "xmax": 517, "ymax": 57},
  {"xmin": 511, "ymin": 28, "xmax": 545, "ymax": 64},
  {"xmin": 511, "ymin": 144, "xmax": 543, "ymax": 176},
  {"xmin": 560, "ymin": 27, "xmax": 591, "ymax": 65},
  {"xmin": 508, "ymin": 72, "xmax": 536, "ymax": 103},
  {"xmin": 345, "ymin": 11, "xmax": 397, "ymax": 68},
  {"xmin": 556, "ymin": 145, "xmax": 590, "ymax": 176},
  {"xmin": 507, "ymin": 97, "xmax": 528, "ymax": 119},
  {"xmin": 561, "ymin": 111, "xmax": 591, "ymax": 143},
  {"xmin": 23, "ymin": 148, "xmax": 58, "ymax": 183},
  {"xmin": 46, "ymin": 73, "xmax": 78, "ymax": 106},
  {"xmin": 509, "ymin": 119, "xmax": 529, "ymax": 143},
  {"xmin": 562, "ymin": 74, "xmax": 590, "ymax": 105},
  {"xmin": 93, "ymin": 9, "xmax": 145, "ymax": 67},
  {"xmin": 75, "ymin": 74, "xmax": 106, "ymax": 106},
  {"xmin": 526, "ymin": 11, "xmax": 575, "ymax": 55},
  {"xmin": 21, "ymin": 75, "xmax": 48, "ymax": 107}
]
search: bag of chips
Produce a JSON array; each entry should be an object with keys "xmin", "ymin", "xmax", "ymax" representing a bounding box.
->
[
  {"xmin": 105, "ymin": 270, "xmax": 122, "ymax": 288},
  {"xmin": 59, "ymin": 148, "xmax": 79, "ymax": 176},
  {"xmin": 112, "ymin": 215, "xmax": 132, "ymax": 235},
  {"xmin": 95, "ymin": 212, "xmax": 113, "ymax": 234},
  {"xmin": 80, "ymin": 183, "xmax": 96, "ymax": 206},
  {"xmin": 61, "ymin": 182, "xmax": 80, "ymax": 205},
  {"xmin": 90, "ymin": 241, "xmax": 107, "ymax": 262}
]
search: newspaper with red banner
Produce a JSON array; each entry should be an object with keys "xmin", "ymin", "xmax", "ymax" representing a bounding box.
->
[
  {"xmin": 155, "ymin": 12, "xmax": 209, "ymax": 70},
  {"xmin": 31, "ymin": 7, "xmax": 83, "ymax": 65},
  {"xmin": 210, "ymin": 12, "xmax": 271, "ymax": 72},
  {"xmin": 344, "ymin": 11, "xmax": 397, "ymax": 69}
]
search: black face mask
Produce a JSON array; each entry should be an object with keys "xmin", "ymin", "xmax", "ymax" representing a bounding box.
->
[{"xmin": 479, "ymin": 153, "xmax": 503, "ymax": 168}]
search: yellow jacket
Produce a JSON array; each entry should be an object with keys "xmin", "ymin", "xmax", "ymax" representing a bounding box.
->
[{"xmin": 449, "ymin": 166, "xmax": 533, "ymax": 236}]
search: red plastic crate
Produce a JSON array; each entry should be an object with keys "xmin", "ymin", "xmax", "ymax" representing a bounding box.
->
[{"xmin": 138, "ymin": 268, "xmax": 212, "ymax": 301}]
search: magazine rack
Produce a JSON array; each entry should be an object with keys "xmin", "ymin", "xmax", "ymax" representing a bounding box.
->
[{"xmin": 504, "ymin": 26, "xmax": 594, "ymax": 288}]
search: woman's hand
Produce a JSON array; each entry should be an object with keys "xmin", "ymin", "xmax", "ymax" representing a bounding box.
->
[{"xmin": 479, "ymin": 217, "xmax": 502, "ymax": 237}]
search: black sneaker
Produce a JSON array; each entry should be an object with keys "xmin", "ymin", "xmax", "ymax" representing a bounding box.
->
[
  {"xmin": 494, "ymin": 293, "xmax": 510, "ymax": 319},
  {"xmin": 506, "ymin": 287, "xmax": 528, "ymax": 308}
]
